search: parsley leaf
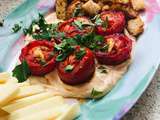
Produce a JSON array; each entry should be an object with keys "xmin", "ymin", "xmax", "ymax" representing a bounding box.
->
[
  {"xmin": 55, "ymin": 40, "xmax": 75, "ymax": 62},
  {"xmin": 32, "ymin": 32, "xmax": 51, "ymax": 40},
  {"xmin": 94, "ymin": 35, "xmax": 104, "ymax": 42},
  {"xmin": 93, "ymin": 15, "xmax": 103, "ymax": 26},
  {"xmin": 72, "ymin": 4, "xmax": 81, "ymax": 17},
  {"xmin": 98, "ymin": 65, "xmax": 108, "ymax": 74},
  {"xmin": 0, "ymin": 20, "xmax": 4, "ymax": 27},
  {"xmin": 73, "ymin": 20, "xmax": 83, "ymax": 29},
  {"xmin": 93, "ymin": 15, "xmax": 108, "ymax": 30},
  {"xmin": 12, "ymin": 60, "xmax": 31, "ymax": 83},
  {"xmin": 65, "ymin": 38, "xmax": 77, "ymax": 46},
  {"xmin": 65, "ymin": 65, "xmax": 74, "ymax": 72},
  {"xmin": 101, "ymin": 70, "xmax": 108, "ymax": 73},
  {"xmin": 12, "ymin": 24, "xmax": 21, "ymax": 33},
  {"xmin": 23, "ymin": 20, "xmax": 37, "ymax": 35},
  {"xmin": 102, "ymin": 16, "xmax": 108, "ymax": 28},
  {"xmin": 23, "ymin": 14, "xmax": 61, "ymax": 41},
  {"xmin": 56, "ymin": 53, "xmax": 68, "ymax": 62},
  {"xmin": 91, "ymin": 88, "xmax": 103, "ymax": 98},
  {"xmin": 75, "ymin": 48, "xmax": 86, "ymax": 60}
]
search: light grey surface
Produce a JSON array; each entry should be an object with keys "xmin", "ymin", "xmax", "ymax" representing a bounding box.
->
[{"xmin": 0, "ymin": 1, "xmax": 159, "ymax": 120}]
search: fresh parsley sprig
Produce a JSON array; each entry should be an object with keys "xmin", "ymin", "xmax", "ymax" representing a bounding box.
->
[
  {"xmin": 65, "ymin": 65, "xmax": 74, "ymax": 72},
  {"xmin": 23, "ymin": 14, "xmax": 64, "ymax": 41},
  {"xmin": 75, "ymin": 48, "xmax": 86, "ymax": 60},
  {"xmin": 12, "ymin": 24, "xmax": 21, "ymax": 33},
  {"xmin": 55, "ymin": 40, "xmax": 75, "ymax": 62},
  {"xmin": 91, "ymin": 88, "xmax": 103, "ymax": 98},
  {"xmin": 12, "ymin": 60, "xmax": 31, "ymax": 83}
]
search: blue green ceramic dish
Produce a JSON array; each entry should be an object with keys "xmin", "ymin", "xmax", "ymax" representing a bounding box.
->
[{"xmin": 0, "ymin": 0, "xmax": 160, "ymax": 119}]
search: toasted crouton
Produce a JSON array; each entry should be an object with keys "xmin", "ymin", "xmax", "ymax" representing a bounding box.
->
[
  {"xmin": 115, "ymin": 0, "xmax": 130, "ymax": 4},
  {"xmin": 131, "ymin": 0, "xmax": 145, "ymax": 11},
  {"xmin": 66, "ymin": 0, "xmax": 83, "ymax": 19},
  {"xmin": 56, "ymin": 0, "xmax": 68, "ymax": 20},
  {"xmin": 82, "ymin": 0, "xmax": 101, "ymax": 16},
  {"xmin": 127, "ymin": 17, "xmax": 144, "ymax": 36},
  {"xmin": 102, "ymin": 5, "xmax": 110, "ymax": 11},
  {"xmin": 110, "ymin": 3, "xmax": 138, "ymax": 18}
]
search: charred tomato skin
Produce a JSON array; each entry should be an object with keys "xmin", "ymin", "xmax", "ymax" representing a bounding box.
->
[
  {"xmin": 58, "ymin": 17, "xmax": 92, "ymax": 38},
  {"xmin": 96, "ymin": 10, "xmax": 126, "ymax": 36},
  {"xmin": 95, "ymin": 34, "xmax": 132, "ymax": 65},
  {"xmin": 57, "ymin": 46, "xmax": 95, "ymax": 85},
  {"xmin": 19, "ymin": 40, "xmax": 57, "ymax": 76}
]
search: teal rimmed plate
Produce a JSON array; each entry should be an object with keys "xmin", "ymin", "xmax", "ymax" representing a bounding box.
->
[{"xmin": 0, "ymin": 0, "xmax": 160, "ymax": 119}]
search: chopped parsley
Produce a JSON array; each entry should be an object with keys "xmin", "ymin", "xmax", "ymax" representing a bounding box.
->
[
  {"xmin": 73, "ymin": 20, "xmax": 83, "ymax": 29},
  {"xmin": 12, "ymin": 24, "xmax": 21, "ymax": 33},
  {"xmin": 39, "ymin": 59, "xmax": 47, "ymax": 66},
  {"xmin": 73, "ymin": 33, "xmax": 105, "ymax": 50},
  {"xmin": 23, "ymin": 14, "xmax": 62, "ymax": 40},
  {"xmin": 91, "ymin": 88, "xmax": 103, "ymax": 98},
  {"xmin": 56, "ymin": 53, "xmax": 69, "ymax": 62},
  {"xmin": 55, "ymin": 40, "xmax": 75, "ymax": 62},
  {"xmin": 93, "ymin": 14, "xmax": 108, "ymax": 30},
  {"xmin": 12, "ymin": 60, "xmax": 31, "ymax": 83},
  {"xmin": 75, "ymin": 48, "xmax": 86, "ymax": 60},
  {"xmin": 65, "ymin": 65, "xmax": 74, "ymax": 72},
  {"xmin": 102, "ymin": 16, "xmax": 108, "ymax": 28},
  {"xmin": 0, "ymin": 20, "xmax": 4, "ymax": 27},
  {"xmin": 93, "ymin": 15, "xmax": 103, "ymax": 26},
  {"xmin": 101, "ymin": 69, "xmax": 108, "ymax": 74},
  {"xmin": 98, "ymin": 65, "xmax": 106, "ymax": 69},
  {"xmin": 98, "ymin": 65, "xmax": 108, "ymax": 74},
  {"xmin": 72, "ymin": 4, "xmax": 82, "ymax": 17}
]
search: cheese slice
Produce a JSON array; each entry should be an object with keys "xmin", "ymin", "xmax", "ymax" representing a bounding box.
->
[
  {"xmin": 9, "ymin": 96, "xmax": 64, "ymax": 119},
  {"xmin": 16, "ymin": 105, "xmax": 69, "ymax": 120},
  {"xmin": 56, "ymin": 103, "xmax": 80, "ymax": 120},
  {"xmin": 2, "ymin": 92, "xmax": 54, "ymax": 113},
  {"xmin": 0, "ymin": 84, "xmax": 19, "ymax": 107},
  {"xmin": 0, "ymin": 72, "xmax": 11, "ymax": 84},
  {"xmin": 14, "ymin": 85, "xmax": 45, "ymax": 99}
]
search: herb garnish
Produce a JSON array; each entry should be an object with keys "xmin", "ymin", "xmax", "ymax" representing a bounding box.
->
[
  {"xmin": 65, "ymin": 65, "xmax": 74, "ymax": 72},
  {"xmin": 98, "ymin": 65, "xmax": 108, "ymax": 74},
  {"xmin": 73, "ymin": 20, "xmax": 83, "ymax": 29},
  {"xmin": 93, "ymin": 14, "xmax": 108, "ymax": 30},
  {"xmin": 55, "ymin": 40, "xmax": 75, "ymax": 62},
  {"xmin": 102, "ymin": 16, "xmax": 108, "ymax": 28},
  {"xmin": 91, "ymin": 88, "xmax": 103, "ymax": 98},
  {"xmin": 72, "ymin": 4, "xmax": 82, "ymax": 17},
  {"xmin": 75, "ymin": 48, "xmax": 86, "ymax": 60},
  {"xmin": 39, "ymin": 59, "xmax": 46, "ymax": 66},
  {"xmin": 74, "ymin": 33, "xmax": 104, "ymax": 50},
  {"xmin": 12, "ymin": 60, "xmax": 31, "ymax": 83},
  {"xmin": 12, "ymin": 24, "xmax": 21, "ymax": 33},
  {"xmin": 23, "ymin": 14, "xmax": 63, "ymax": 40},
  {"xmin": 0, "ymin": 20, "xmax": 4, "ymax": 27}
]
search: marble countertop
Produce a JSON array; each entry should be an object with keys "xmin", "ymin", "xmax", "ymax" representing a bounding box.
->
[{"xmin": 0, "ymin": 0, "xmax": 160, "ymax": 120}]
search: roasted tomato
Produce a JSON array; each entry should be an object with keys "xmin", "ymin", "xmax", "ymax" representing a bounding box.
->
[
  {"xmin": 95, "ymin": 34, "xmax": 132, "ymax": 65},
  {"xmin": 19, "ymin": 40, "xmax": 57, "ymax": 76},
  {"xmin": 58, "ymin": 17, "xmax": 93, "ymax": 37},
  {"xmin": 57, "ymin": 46, "xmax": 95, "ymax": 85},
  {"xmin": 95, "ymin": 10, "xmax": 126, "ymax": 35}
]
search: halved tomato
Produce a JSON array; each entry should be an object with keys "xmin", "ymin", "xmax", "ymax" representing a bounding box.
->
[
  {"xmin": 57, "ymin": 46, "xmax": 95, "ymax": 85},
  {"xmin": 58, "ymin": 17, "xmax": 93, "ymax": 37},
  {"xmin": 95, "ymin": 10, "xmax": 126, "ymax": 35},
  {"xmin": 19, "ymin": 40, "xmax": 57, "ymax": 76},
  {"xmin": 95, "ymin": 34, "xmax": 132, "ymax": 65}
]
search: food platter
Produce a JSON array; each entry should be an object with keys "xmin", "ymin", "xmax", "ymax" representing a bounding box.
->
[{"xmin": 0, "ymin": 0, "xmax": 160, "ymax": 119}]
